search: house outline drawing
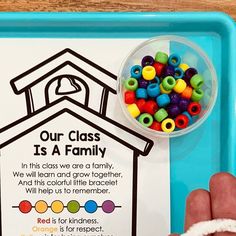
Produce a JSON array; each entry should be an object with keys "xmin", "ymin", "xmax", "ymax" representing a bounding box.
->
[{"xmin": 0, "ymin": 48, "xmax": 154, "ymax": 236}]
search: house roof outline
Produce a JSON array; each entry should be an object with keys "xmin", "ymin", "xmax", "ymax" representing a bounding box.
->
[
  {"xmin": 10, "ymin": 48, "xmax": 117, "ymax": 95},
  {"xmin": 1, "ymin": 48, "xmax": 152, "ymax": 236},
  {"xmin": 0, "ymin": 96, "xmax": 154, "ymax": 156}
]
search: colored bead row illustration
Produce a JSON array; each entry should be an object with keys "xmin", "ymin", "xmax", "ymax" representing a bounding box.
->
[
  {"xmin": 124, "ymin": 51, "xmax": 205, "ymax": 133},
  {"xmin": 15, "ymin": 200, "xmax": 118, "ymax": 214}
]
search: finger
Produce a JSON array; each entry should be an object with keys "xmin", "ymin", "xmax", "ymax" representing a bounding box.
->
[
  {"xmin": 185, "ymin": 189, "xmax": 212, "ymax": 231},
  {"xmin": 210, "ymin": 172, "xmax": 236, "ymax": 236}
]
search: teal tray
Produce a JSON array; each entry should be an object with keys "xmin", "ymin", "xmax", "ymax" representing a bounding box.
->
[{"xmin": 0, "ymin": 12, "xmax": 235, "ymax": 233}]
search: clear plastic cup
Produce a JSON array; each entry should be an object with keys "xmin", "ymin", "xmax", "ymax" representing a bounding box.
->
[{"xmin": 117, "ymin": 36, "xmax": 218, "ymax": 138}]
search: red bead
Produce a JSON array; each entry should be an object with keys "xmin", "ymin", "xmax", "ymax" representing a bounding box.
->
[
  {"xmin": 187, "ymin": 102, "xmax": 201, "ymax": 116},
  {"xmin": 124, "ymin": 91, "xmax": 136, "ymax": 104},
  {"xmin": 135, "ymin": 99, "xmax": 146, "ymax": 113},
  {"xmin": 175, "ymin": 114, "xmax": 189, "ymax": 129},
  {"xmin": 153, "ymin": 62, "xmax": 165, "ymax": 77},
  {"xmin": 19, "ymin": 200, "xmax": 32, "ymax": 214},
  {"xmin": 143, "ymin": 100, "xmax": 158, "ymax": 115},
  {"xmin": 150, "ymin": 121, "xmax": 162, "ymax": 131}
]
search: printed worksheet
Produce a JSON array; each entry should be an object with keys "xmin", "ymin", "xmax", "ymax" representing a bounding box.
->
[{"xmin": 0, "ymin": 39, "xmax": 170, "ymax": 236}]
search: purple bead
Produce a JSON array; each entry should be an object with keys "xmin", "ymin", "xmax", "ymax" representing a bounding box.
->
[
  {"xmin": 138, "ymin": 78, "xmax": 149, "ymax": 89},
  {"xmin": 141, "ymin": 55, "xmax": 155, "ymax": 67},
  {"xmin": 179, "ymin": 98, "xmax": 190, "ymax": 111},
  {"xmin": 167, "ymin": 104, "xmax": 181, "ymax": 118},
  {"xmin": 169, "ymin": 93, "xmax": 180, "ymax": 104},
  {"xmin": 183, "ymin": 76, "xmax": 191, "ymax": 86},
  {"xmin": 185, "ymin": 68, "xmax": 198, "ymax": 80},
  {"xmin": 102, "ymin": 200, "xmax": 115, "ymax": 213},
  {"xmin": 164, "ymin": 65, "xmax": 175, "ymax": 77}
]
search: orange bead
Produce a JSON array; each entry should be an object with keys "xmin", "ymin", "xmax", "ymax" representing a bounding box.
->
[{"xmin": 181, "ymin": 86, "xmax": 193, "ymax": 100}]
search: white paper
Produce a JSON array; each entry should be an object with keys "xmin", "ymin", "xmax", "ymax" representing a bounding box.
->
[{"xmin": 0, "ymin": 39, "xmax": 170, "ymax": 236}]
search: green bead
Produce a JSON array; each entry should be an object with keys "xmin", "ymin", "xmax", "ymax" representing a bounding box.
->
[
  {"xmin": 190, "ymin": 74, "xmax": 204, "ymax": 89},
  {"xmin": 155, "ymin": 51, "xmax": 168, "ymax": 64},
  {"xmin": 191, "ymin": 89, "xmax": 204, "ymax": 102},
  {"xmin": 124, "ymin": 78, "xmax": 138, "ymax": 91},
  {"xmin": 154, "ymin": 108, "xmax": 168, "ymax": 122},
  {"xmin": 139, "ymin": 113, "xmax": 153, "ymax": 127},
  {"xmin": 67, "ymin": 200, "xmax": 80, "ymax": 213},
  {"xmin": 162, "ymin": 76, "xmax": 176, "ymax": 90}
]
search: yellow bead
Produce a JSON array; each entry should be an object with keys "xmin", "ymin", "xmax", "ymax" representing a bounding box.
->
[
  {"xmin": 127, "ymin": 103, "xmax": 140, "ymax": 118},
  {"xmin": 161, "ymin": 118, "xmax": 175, "ymax": 133},
  {"xmin": 142, "ymin": 66, "xmax": 156, "ymax": 81},
  {"xmin": 160, "ymin": 83, "xmax": 171, "ymax": 94},
  {"xmin": 179, "ymin": 63, "xmax": 189, "ymax": 72},
  {"xmin": 173, "ymin": 79, "xmax": 187, "ymax": 93}
]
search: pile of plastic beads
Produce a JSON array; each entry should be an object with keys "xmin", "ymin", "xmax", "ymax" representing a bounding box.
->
[{"xmin": 123, "ymin": 51, "xmax": 204, "ymax": 133}]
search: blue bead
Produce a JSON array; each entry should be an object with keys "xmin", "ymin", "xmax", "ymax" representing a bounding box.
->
[
  {"xmin": 156, "ymin": 94, "xmax": 170, "ymax": 107},
  {"xmin": 168, "ymin": 53, "xmax": 181, "ymax": 67},
  {"xmin": 182, "ymin": 111, "xmax": 193, "ymax": 125},
  {"xmin": 147, "ymin": 83, "xmax": 160, "ymax": 98},
  {"xmin": 174, "ymin": 67, "xmax": 184, "ymax": 79},
  {"xmin": 130, "ymin": 65, "xmax": 142, "ymax": 79},
  {"xmin": 154, "ymin": 76, "xmax": 161, "ymax": 84},
  {"xmin": 84, "ymin": 200, "xmax": 98, "ymax": 213},
  {"xmin": 136, "ymin": 88, "xmax": 148, "ymax": 99}
]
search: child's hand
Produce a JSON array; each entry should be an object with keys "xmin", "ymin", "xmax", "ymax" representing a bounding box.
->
[{"xmin": 170, "ymin": 172, "xmax": 236, "ymax": 236}]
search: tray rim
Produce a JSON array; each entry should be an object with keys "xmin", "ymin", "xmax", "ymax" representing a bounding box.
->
[
  {"xmin": 0, "ymin": 11, "xmax": 233, "ymax": 22},
  {"xmin": 0, "ymin": 11, "xmax": 234, "ymax": 173},
  {"xmin": 0, "ymin": 11, "xmax": 235, "ymax": 233},
  {"xmin": 0, "ymin": 12, "xmax": 233, "ymax": 32}
]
